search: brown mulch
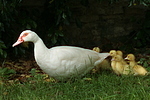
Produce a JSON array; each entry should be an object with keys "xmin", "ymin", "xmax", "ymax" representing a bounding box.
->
[{"xmin": 0, "ymin": 58, "xmax": 48, "ymax": 84}]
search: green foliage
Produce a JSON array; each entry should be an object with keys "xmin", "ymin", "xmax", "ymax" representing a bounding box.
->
[
  {"xmin": 39, "ymin": 0, "xmax": 71, "ymax": 46},
  {"xmin": 0, "ymin": 0, "xmax": 39, "ymax": 57},
  {"xmin": 29, "ymin": 68, "xmax": 45, "ymax": 82},
  {"xmin": 138, "ymin": 56, "xmax": 150, "ymax": 68},
  {"xmin": 0, "ymin": 67, "xmax": 16, "ymax": 79},
  {"xmin": 28, "ymin": 68, "xmax": 55, "ymax": 83},
  {"xmin": 29, "ymin": 68, "xmax": 37, "ymax": 76},
  {"xmin": 129, "ymin": 0, "xmax": 150, "ymax": 6},
  {"xmin": 96, "ymin": 0, "xmax": 150, "ymax": 6},
  {"xmin": 0, "ymin": 41, "xmax": 7, "ymax": 58},
  {"xmin": 122, "ymin": 10, "xmax": 150, "ymax": 53},
  {"xmin": 129, "ymin": 11, "xmax": 150, "ymax": 52},
  {"xmin": 134, "ymin": 11, "xmax": 150, "ymax": 48},
  {"xmin": 0, "ymin": 0, "xmax": 67, "ymax": 57}
]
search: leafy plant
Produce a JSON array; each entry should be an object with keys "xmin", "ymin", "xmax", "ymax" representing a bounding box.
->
[
  {"xmin": 123, "ymin": 10, "xmax": 150, "ymax": 53},
  {"xmin": 29, "ymin": 68, "xmax": 55, "ymax": 82},
  {"xmin": 0, "ymin": 41, "xmax": 7, "ymax": 58},
  {"xmin": 129, "ymin": 0, "xmax": 150, "ymax": 6},
  {"xmin": 0, "ymin": 0, "xmax": 39, "ymax": 57},
  {"xmin": 0, "ymin": 67, "xmax": 16, "ymax": 79},
  {"xmin": 138, "ymin": 56, "xmax": 150, "ymax": 68},
  {"xmin": 134, "ymin": 11, "xmax": 150, "ymax": 48},
  {"xmin": 37, "ymin": 0, "xmax": 71, "ymax": 46},
  {"xmin": 95, "ymin": 0, "xmax": 150, "ymax": 6}
]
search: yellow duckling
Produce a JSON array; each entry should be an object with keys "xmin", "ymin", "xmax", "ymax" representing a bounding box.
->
[
  {"xmin": 111, "ymin": 55, "xmax": 124, "ymax": 75},
  {"xmin": 109, "ymin": 50, "xmax": 117, "ymax": 73},
  {"xmin": 117, "ymin": 50, "xmax": 131, "ymax": 75},
  {"xmin": 92, "ymin": 47, "xmax": 100, "ymax": 53},
  {"xmin": 117, "ymin": 50, "xmax": 129, "ymax": 65},
  {"xmin": 109, "ymin": 50, "xmax": 126, "ymax": 65},
  {"xmin": 116, "ymin": 50, "xmax": 123, "ymax": 57},
  {"xmin": 112, "ymin": 55, "xmax": 130, "ymax": 75},
  {"xmin": 125, "ymin": 54, "xmax": 148, "ymax": 76},
  {"xmin": 110, "ymin": 50, "xmax": 130, "ymax": 75},
  {"xmin": 92, "ymin": 47, "xmax": 111, "ymax": 73}
]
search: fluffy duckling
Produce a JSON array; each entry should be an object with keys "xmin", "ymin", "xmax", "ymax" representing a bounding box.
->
[
  {"xmin": 92, "ymin": 47, "xmax": 111, "ymax": 73},
  {"xmin": 116, "ymin": 50, "xmax": 123, "ymax": 57},
  {"xmin": 109, "ymin": 50, "xmax": 130, "ymax": 75},
  {"xmin": 109, "ymin": 50, "xmax": 119, "ymax": 72},
  {"xmin": 92, "ymin": 47, "xmax": 100, "ymax": 53},
  {"xmin": 116, "ymin": 50, "xmax": 128, "ymax": 65},
  {"xmin": 125, "ymin": 54, "xmax": 148, "ymax": 76},
  {"xmin": 112, "ymin": 55, "xmax": 130, "ymax": 75},
  {"xmin": 109, "ymin": 50, "xmax": 117, "ymax": 57},
  {"xmin": 109, "ymin": 50, "xmax": 117, "ymax": 73},
  {"xmin": 111, "ymin": 55, "xmax": 124, "ymax": 75}
]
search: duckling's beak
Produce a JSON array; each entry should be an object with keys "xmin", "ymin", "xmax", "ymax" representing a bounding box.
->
[
  {"xmin": 111, "ymin": 58, "xmax": 115, "ymax": 61},
  {"xmin": 124, "ymin": 57, "xmax": 128, "ymax": 61}
]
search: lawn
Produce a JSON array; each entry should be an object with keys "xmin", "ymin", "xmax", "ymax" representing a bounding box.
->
[{"xmin": 1, "ymin": 69, "xmax": 150, "ymax": 100}]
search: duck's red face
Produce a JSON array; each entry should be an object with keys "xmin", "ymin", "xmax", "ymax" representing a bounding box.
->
[{"xmin": 12, "ymin": 32, "xmax": 29, "ymax": 47}]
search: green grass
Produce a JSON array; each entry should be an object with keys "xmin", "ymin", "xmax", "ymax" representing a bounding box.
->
[{"xmin": 1, "ymin": 70, "xmax": 150, "ymax": 100}]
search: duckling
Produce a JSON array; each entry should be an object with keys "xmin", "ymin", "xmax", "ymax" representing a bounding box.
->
[
  {"xmin": 117, "ymin": 50, "xmax": 128, "ymax": 65},
  {"xmin": 92, "ymin": 47, "xmax": 111, "ymax": 73},
  {"xmin": 109, "ymin": 50, "xmax": 130, "ymax": 75},
  {"xmin": 92, "ymin": 47, "xmax": 100, "ymax": 53},
  {"xmin": 116, "ymin": 50, "xmax": 123, "ymax": 57},
  {"xmin": 112, "ymin": 55, "xmax": 130, "ymax": 75},
  {"xmin": 125, "ymin": 54, "xmax": 148, "ymax": 76},
  {"xmin": 109, "ymin": 50, "xmax": 117, "ymax": 57},
  {"xmin": 117, "ymin": 50, "xmax": 131, "ymax": 75},
  {"xmin": 111, "ymin": 55, "xmax": 124, "ymax": 75},
  {"xmin": 110, "ymin": 50, "xmax": 126, "ymax": 64},
  {"xmin": 109, "ymin": 50, "xmax": 117, "ymax": 73}
]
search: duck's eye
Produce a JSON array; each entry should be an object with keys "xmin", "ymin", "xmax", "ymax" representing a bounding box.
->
[{"xmin": 23, "ymin": 33, "xmax": 29, "ymax": 37}]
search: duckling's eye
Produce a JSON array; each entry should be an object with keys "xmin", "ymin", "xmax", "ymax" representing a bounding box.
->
[{"xmin": 110, "ymin": 52, "xmax": 113, "ymax": 54}]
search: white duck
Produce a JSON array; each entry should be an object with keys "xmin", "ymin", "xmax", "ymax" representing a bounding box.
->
[{"xmin": 12, "ymin": 30, "xmax": 109, "ymax": 81}]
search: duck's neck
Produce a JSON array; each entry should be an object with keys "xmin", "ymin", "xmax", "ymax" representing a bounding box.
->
[
  {"xmin": 34, "ymin": 38, "xmax": 49, "ymax": 60},
  {"xmin": 129, "ymin": 60, "xmax": 137, "ymax": 67}
]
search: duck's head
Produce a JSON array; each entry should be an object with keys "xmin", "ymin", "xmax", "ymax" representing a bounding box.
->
[
  {"xmin": 116, "ymin": 50, "xmax": 123, "ymax": 57},
  {"xmin": 125, "ymin": 54, "xmax": 135, "ymax": 61},
  {"xmin": 12, "ymin": 30, "xmax": 38, "ymax": 47},
  {"xmin": 109, "ymin": 50, "xmax": 117, "ymax": 57},
  {"xmin": 93, "ymin": 47, "xmax": 100, "ymax": 53},
  {"xmin": 111, "ymin": 55, "xmax": 122, "ymax": 62}
]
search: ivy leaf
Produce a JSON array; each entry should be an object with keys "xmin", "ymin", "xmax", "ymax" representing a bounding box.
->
[
  {"xmin": 51, "ymin": 36, "xmax": 57, "ymax": 44},
  {"xmin": 62, "ymin": 13, "xmax": 66, "ymax": 19},
  {"xmin": 58, "ymin": 32, "xmax": 64, "ymax": 37},
  {"xmin": 26, "ymin": 24, "xmax": 31, "ymax": 29}
]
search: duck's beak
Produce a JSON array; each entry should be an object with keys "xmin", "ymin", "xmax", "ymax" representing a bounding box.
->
[
  {"xmin": 12, "ymin": 37, "xmax": 24, "ymax": 47},
  {"xmin": 111, "ymin": 58, "xmax": 115, "ymax": 61},
  {"xmin": 124, "ymin": 57, "xmax": 128, "ymax": 60}
]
